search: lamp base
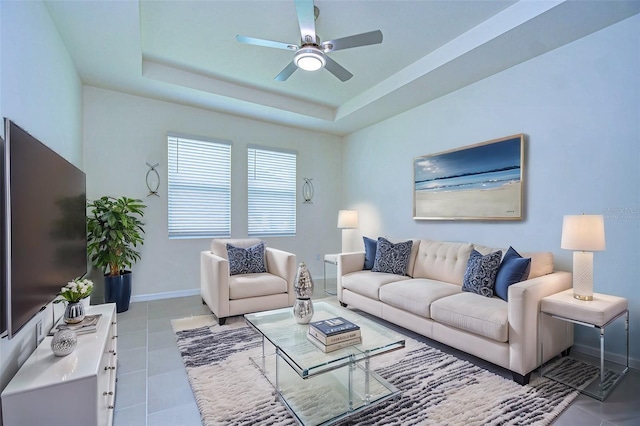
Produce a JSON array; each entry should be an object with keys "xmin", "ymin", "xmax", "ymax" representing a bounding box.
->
[
  {"xmin": 572, "ymin": 251, "xmax": 594, "ymax": 302},
  {"xmin": 573, "ymin": 293, "xmax": 593, "ymax": 301}
]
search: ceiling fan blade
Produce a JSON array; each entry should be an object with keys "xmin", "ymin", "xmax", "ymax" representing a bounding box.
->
[
  {"xmin": 236, "ymin": 35, "xmax": 298, "ymax": 51},
  {"xmin": 324, "ymin": 56, "xmax": 353, "ymax": 82},
  {"xmin": 294, "ymin": 0, "xmax": 317, "ymax": 44},
  {"xmin": 322, "ymin": 30, "xmax": 383, "ymax": 52},
  {"xmin": 275, "ymin": 61, "xmax": 298, "ymax": 81}
]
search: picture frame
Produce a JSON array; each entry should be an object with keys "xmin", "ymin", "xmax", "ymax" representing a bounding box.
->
[{"xmin": 413, "ymin": 134, "xmax": 524, "ymax": 220}]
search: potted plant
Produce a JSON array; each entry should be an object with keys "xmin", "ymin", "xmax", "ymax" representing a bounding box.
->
[{"xmin": 87, "ymin": 196, "xmax": 146, "ymax": 313}]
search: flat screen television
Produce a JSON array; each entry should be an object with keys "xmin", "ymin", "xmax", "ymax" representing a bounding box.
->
[{"xmin": 2, "ymin": 119, "xmax": 87, "ymax": 338}]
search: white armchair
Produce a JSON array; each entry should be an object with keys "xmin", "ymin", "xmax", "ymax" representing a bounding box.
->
[{"xmin": 200, "ymin": 238, "xmax": 296, "ymax": 325}]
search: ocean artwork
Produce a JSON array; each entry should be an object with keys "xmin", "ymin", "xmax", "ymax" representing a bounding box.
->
[{"xmin": 413, "ymin": 134, "xmax": 524, "ymax": 220}]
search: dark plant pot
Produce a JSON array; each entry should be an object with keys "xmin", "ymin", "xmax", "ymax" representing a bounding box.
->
[{"xmin": 104, "ymin": 271, "xmax": 132, "ymax": 313}]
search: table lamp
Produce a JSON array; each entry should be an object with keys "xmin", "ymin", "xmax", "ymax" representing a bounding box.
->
[
  {"xmin": 561, "ymin": 214, "xmax": 606, "ymax": 301},
  {"xmin": 337, "ymin": 210, "xmax": 359, "ymax": 252}
]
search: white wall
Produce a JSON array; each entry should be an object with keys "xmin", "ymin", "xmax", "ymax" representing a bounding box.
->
[
  {"xmin": 342, "ymin": 15, "xmax": 640, "ymax": 365},
  {"xmin": 83, "ymin": 87, "xmax": 342, "ymax": 301},
  {"xmin": 0, "ymin": 0, "xmax": 83, "ymax": 413}
]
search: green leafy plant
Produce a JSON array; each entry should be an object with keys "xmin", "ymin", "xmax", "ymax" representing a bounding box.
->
[
  {"xmin": 87, "ymin": 196, "xmax": 146, "ymax": 277},
  {"xmin": 54, "ymin": 278, "xmax": 94, "ymax": 303}
]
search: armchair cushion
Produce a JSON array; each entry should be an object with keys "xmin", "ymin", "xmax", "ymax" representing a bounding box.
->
[
  {"xmin": 229, "ymin": 273, "xmax": 288, "ymax": 299},
  {"xmin": 227, "ymin": 241, "xmax": 267, "ymax": 275}
]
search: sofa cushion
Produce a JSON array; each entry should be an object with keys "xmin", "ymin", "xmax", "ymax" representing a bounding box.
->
[
  {"xmin": 475, "ymin": 244, "xmax": 553, "ymax": 280},
  {"xmin": 431, "ymin": 293, "xmax": 509, "ymax": 342},
  {"xmin": 227, "ymin": 242, "xmax": 267, "ymax": 275},
  {"xmin": 372, "ymin": 237, "xmax": 413, "ymax": 275},
  {"xmin": 412, "ymin": 241, "xmax": 473, "ymax": 285},
  {"xmin": 342, "ymin": 271, "xmax": 411, "ymax": 300},
  {"xmin": 385, "ymin": 237, "xmax": 421, "ymax": 277},
  {"xmin": 363, "ymin": 236, "xmax": 377, "ymax": 270},
  {"xmin": 229, "ymin": 273, "xmax": 287, "ymax": 299},
  {"xmin": 462, "ymin": 249, "xmax": 502, "ymax": 298},
  {"xmin": 495, "ymin": 247, "xmax": 531, "ymax": 301},
  {"xmin": 379, "ymin": 279, "xmax": 461, "ymax": 319},
  {"xmin": 211, "ymin": 238, "xmax": 262, "ymax": 259}
]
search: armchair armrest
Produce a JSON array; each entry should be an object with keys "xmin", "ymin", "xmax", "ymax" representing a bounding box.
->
[
  {"xmin": 336, "ymin": 252, "xmax": 365, "ymax": 301},
  {"xmin": 200, "ymin": 251, "xmax": 230, "ymax": 319},
  {"xmin": 266, "ymin": 248, "xmax": 297, "ymax": 305},
  {"xmin": 508, "ymin": 271, "xmax": 572, "ymax": 375}
]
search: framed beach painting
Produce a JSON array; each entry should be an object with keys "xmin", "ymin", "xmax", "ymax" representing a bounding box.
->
[{"xmin": 413, "ymin": 134, "xmax": 524, "ymax": 220}]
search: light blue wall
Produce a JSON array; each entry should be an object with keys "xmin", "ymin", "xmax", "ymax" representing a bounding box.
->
[
  {"xmin": 342, "ymin": 15, "xmax": 640, "ymax": 365},
  {"xmin": 0, "ymin": 0, "xmax": 83, "ymax": 407}
]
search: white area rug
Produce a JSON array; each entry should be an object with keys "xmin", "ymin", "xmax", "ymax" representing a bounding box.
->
[{"xmin": 172, "ymin": 315, "xmax": 578, "ymax": 426}]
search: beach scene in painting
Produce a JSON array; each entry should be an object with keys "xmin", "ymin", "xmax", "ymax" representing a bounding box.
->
[{"xmin": 414, "ymin": 136, "xmax": 522, "ymax": 219}]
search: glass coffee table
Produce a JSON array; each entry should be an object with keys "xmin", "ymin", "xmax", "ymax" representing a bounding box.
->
[{"xmin": 245, "ymin": 301, "xmax": 405, "ymax": 425}]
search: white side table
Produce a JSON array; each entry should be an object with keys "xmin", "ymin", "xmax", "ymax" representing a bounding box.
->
[
  {"xmin": 540, "ymin": 289, "xmax": 629, "ymax": 400},
  {"xmin": 323, "ymin": 254, "xmax": 339, "ymax": 295}
]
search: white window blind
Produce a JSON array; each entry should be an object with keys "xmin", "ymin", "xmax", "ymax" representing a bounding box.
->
[
  {"xmin": 247, "ymin": 146, "xmax": 297, "ymax": 237},
  {"xmin": 168, "ymin": 134, "xmax": 231, "ymax": 239}
]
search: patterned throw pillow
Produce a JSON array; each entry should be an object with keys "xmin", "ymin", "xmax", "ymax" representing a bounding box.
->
[
  {"xmin": 226, "ymin": 242, "xmax": 267, "ymax": 276},
  {"xmin": 371, "ymin": 237, "xmax": 413, "ymax": 276},
  {"xmin": 363, "ymin": 236, "xmax": 378, "ymax": 270},
  {"xmin": 462, "ymin": 249, "xmax": 502, "ymax": 298},
  {"xmin": 495, "ymin": 246, "xmax": 531, "ymax": 301}
]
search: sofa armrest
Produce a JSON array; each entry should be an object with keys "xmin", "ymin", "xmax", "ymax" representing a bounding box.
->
[
  {"xmin": 200, "ymin": 251, "xmax": 230, "ymax": 319},
  {"xmin": 336, "ymin": 252, "xmax": 365, "ymax": 301},
  {"xmin": 508, "ymin": 271, "xmax": 572, "ymax": 376},
  {"xmin": 266, "ymin": 248, "xmax": 297, "ymax": 305}
]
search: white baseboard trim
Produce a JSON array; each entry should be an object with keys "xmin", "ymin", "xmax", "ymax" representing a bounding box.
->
[
  {"xmin": 572, "ymin": 343, "xmax": 639, "ymax": 370},
  {"xmin": 131, "ymin": 288, "xmax": 200, "ymax": 303}
]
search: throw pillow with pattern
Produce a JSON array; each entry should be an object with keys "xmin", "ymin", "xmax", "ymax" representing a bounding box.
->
[
  {"xmin": 371, "ymin": 237, "xmax": 413, "ymax": 276},
  {"xmin": 227, "ymin": 242, "xmax": 267, "ymax": 275},
  {"xmin": 462, "ymin": 249, "xmax": 502, "ymax": 298}
]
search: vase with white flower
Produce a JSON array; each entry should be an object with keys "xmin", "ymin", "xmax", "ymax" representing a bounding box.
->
[{"xmin": 54, "ymin": 278, "xmax": 94, "ymax": 324}]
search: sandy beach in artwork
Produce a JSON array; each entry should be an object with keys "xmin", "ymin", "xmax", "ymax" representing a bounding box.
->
[{"xmin": 414, "ymin": 181, "xmax": 521, "ymax": 219}]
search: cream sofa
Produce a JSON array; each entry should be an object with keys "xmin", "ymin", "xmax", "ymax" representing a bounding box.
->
[
  {"xmin": 337, "ymin": 239, "xmax": 573, "ymax": 384},
  {"xmin": 201, "ymin": 238, "xmax": 296, "ymax": 325}
]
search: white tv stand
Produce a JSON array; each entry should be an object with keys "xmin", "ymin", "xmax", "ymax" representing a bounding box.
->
[{"xmin": 2, "ymin": 304, "xmax": 118, "ymax": 426}]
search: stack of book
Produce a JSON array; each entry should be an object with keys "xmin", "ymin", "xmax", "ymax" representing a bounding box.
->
[
  {"xmin": 307, "ymin": 317, "xmax": 361, "ymax": 353},
  {"xmin": 49, "ymin": 314, "xmax": 102, "ymax": 336}
]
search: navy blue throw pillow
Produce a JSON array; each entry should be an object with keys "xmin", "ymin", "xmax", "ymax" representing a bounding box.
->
[
  {"xmin": 371, "ymin": 237, "xmax": 413, "ymax": 276},
  {"xmin": 495, "ymin": 247, "xmax": 531, "ymax": 301},
  {"xmin": 226, "ymin": 242, "xmax": 267, "ymax": 276},
  {"xmin": 462, "ymin": 249, "xmax": 502, "ymax": 298},
  {"xmin": 363, "ymin": 236, "xmax": 377, "ymax": 270}
]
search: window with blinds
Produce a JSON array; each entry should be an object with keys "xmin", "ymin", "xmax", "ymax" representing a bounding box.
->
[
  {"xmin": 247, "ymin": 146, "xmax": 297, "ymax": 237},
  {"xmin": 167, "ymin": 134, "xmax": 232, "ymax": 239}
]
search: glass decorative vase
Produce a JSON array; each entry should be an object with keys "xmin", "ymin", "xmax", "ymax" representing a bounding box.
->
[
  {"xmin": 51, "ymin": 328, "xmax": 78, "ymax": 357},
  {"xmin": 293, "ymin": 262, "xmax": 314, "ymax": 324},
  {"xmin": 64, "ymin": 301, "xmax": 85, "ymax": 324}
]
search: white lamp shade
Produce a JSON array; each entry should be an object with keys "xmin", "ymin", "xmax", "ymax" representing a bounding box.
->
[
  {"xmin": 561, "ymin": 214, "xmax": 606, "ymax": 251},
  {"xmin": 337, "ymin": 210, "xmax": 359, "ymax": 229}
]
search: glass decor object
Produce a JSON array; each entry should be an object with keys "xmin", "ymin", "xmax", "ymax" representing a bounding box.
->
[
  {"xmin": 64, "ymin": 301, "xmax": 85, "ymax": 324},
  {"xmin": 51, "ymin": 328, "xmax": 78, "ymax": 357},
  {"xmin": 293, "ymin": 262, "xmax": 314, "ymax": 324}
]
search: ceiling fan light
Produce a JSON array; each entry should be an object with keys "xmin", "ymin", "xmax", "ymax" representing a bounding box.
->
[{"xmin": 294, "ymin": 48, "xmax": 325, "ymax": 71}]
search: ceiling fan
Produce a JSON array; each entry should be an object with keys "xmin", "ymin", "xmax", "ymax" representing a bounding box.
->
[{"xmin": 236, "ymin": 0, "xmax": 383, "ymax": 82}]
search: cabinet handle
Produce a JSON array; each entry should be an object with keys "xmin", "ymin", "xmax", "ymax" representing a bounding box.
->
[
  {"xmin": 108, "ymin": 406, "xmax": 114, "ymax": 410},
  {"xmin": 111, "ymin": 321, "xmax": 117, "ymax": 325},
  {"xmin": 103, "ymin": 391, "xmax": 114, "ymax": 396},
  {"xmin": 112, "ymin": 335, "xmax": 118, "ymax": 339},
  {"xmin": 104, "ymin": 366, "xmax": 116, "ymax": 371},
  {"xmin": 109, "ymin": 350, "xmax": 117, "ymax": 355}
]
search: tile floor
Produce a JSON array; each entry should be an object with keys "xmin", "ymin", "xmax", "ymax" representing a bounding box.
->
[{"xmin": 113, "ymin": 293, "xmax": 640, "ymax": 426}]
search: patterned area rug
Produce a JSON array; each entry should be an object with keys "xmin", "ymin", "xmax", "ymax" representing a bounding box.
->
[{"xmin": 172, "ymin": 315, "xmax": 579, "ymax": 426}]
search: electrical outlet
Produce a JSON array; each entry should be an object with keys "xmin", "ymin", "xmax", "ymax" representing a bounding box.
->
[{"xmin": 35, "ymin": 320, "xmax": 44, "ymax": 346}]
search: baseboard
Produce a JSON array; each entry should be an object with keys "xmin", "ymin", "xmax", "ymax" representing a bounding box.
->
[
  {"xmin": 572, "ymin": 343, "xmax": 639, "ymax": 370},
  {"xmin": 131, "ymin": 288, "xmax": 200, "ymax": 303}
]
